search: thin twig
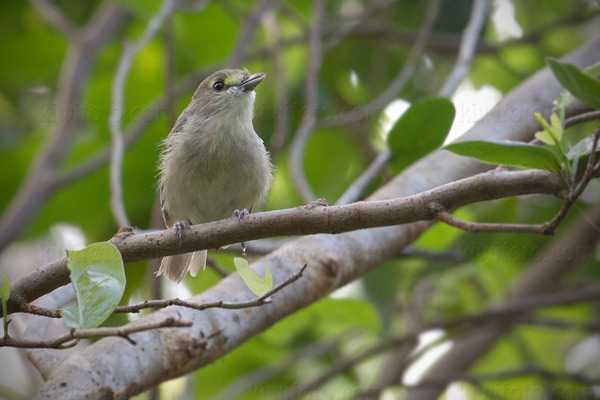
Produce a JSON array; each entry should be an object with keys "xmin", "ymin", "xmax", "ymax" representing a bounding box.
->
[
  {"xmin": 564, "ymin": 110, "xmax": 600, "ymax": 129},
  {"xmin": 115, "ymin": 264, "xmax": 306, "ymax": 313},
  {"xmin": 436, "ymin": 209, "xmax": 555, "ymax": 234},
  {"xmin": 438, "ymin": 0, "xmax": 489, "ymax": 97},
  {"xmin": 281, "ymin": 283, "xmax": 600, "ymax": 400},
  {"xmin": 263, "ymin": 10, "xmax": 291, "ymax": 158},
  {"xmin": 0, "ymin": 318, "xmax": 192, "ymax": 349},
  {"xmin": 415, "ymin": 366, "xmax": 600, "ymax": 388},
  {"xmin": 276, "ymin": 1, "xmax": 309, "ymax": 33},
  {"xmin": 351, "ymin": 366, "xmax": 600, "ymax": 394},
  {"xmin": 316, "ymin": 0, "xmax": 442, "ymax": 128},
  {"xmin": 212, "ymin": 331, "xmax": 352, "ymax": 400},
  {"xmin": 45, "ymin": 25, "xmax": 600, "ymax": 197},
  {"xmin": 322, "ymin": 0, "xmax": 398, "ymax": 52},
  {"xmin": 516, "ymin": 315, "xmax": 600, "ymax": 331},
  {"xmin": 0, "ymin": 4, "xmax": 130, "ymax": 253},
  {"xmin": 109, "ymin": 0, "xmax": 176, "ymax": 228},
  {"xmin": 399, "ymin": 245, "xmax": 463, "ymax": 264},
  {"xmin": 206, "ymin": 258, "xmax": 230, "ymax": 277},
  {"xmin": 228, "ymin": 0, "xmax": 279, "ymax": 67},
  {"xmin": 288, "ymin": 0, "xmax": 325, "ymax": 202},
  {"xmin": 334, "ymin": 0, "xmax": 487, "ymax": 218},
  {"xmin": 29, "ymin": 0, "xmax": 79, "ymax": 40},
  {"xmin": 435, "ymin": 126, "xmax": 600, "ymax": 235},
  {"xmin": 54, "ymin": 0, "xmax": 279, "ymax": 189},
  {"xmin": 5, "ymin": 167, "xmax": 567, "ymax": 316},
  {"xmin": 335, "ymin": 150, "xmax": 391, "ymax": 205},
  {"xmin": 17, "ymin": 265, "xmax": 306, "ymax": 318},
  {"xmin": 54, "ymin": 71, "xmax": 206, "ymax": 188}
]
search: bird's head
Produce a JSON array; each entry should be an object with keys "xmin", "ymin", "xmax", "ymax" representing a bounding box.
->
[{"xmin": 191, "ymin": 68, "xmax": 266, "ymax": 120}]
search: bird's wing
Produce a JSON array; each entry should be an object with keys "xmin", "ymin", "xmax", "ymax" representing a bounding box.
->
[{"xmin": 160, "ymin": 183, "xmax": 174, "ymax": 229}]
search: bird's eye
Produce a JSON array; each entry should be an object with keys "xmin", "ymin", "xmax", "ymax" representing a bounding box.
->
[{"xmin": 213, "ymin": 81, "xmax": 225, "ymax": 92}]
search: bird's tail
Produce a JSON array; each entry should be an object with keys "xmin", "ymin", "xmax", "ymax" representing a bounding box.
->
[{"xmin": 156, "ymin": 250, "xmax": 207, "ymax": 283}]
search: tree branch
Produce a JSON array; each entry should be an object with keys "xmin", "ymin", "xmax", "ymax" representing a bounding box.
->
[
  {"xmin": 31, "ymin": 34, "xmax": 600, "ymax": 398},
  {"xmin": 263, "ymin": 9, "xmax": 291, "ymax": 157},
  {"xmin": 283, "ymin": 282, "xmax": 600, "ymax": 399},
  {"xmin": 0, "ymin": 318, "xmax": 192, "ymax": 349},
  {"xmin": 6, "ymin": 167, "xmax": 565, "ymax": 316},
  {"xmin": 335, "ymin": 150, "xmax": 391, "ymax": 205},
  {"xmin": 322, "ymin": 0, "xmax": 398, "ymax": 52},
  {"xmin": 15, "ymin": 265, "xmax": 305, "ymax": 319},
  {"xmin": 22, "ymin": 285, "xmax": 75, "ymax": 379},
  {"xmin": 434, "ymin": 126, "xmax": 600, "ymax": 235},
  {"xmin": 316, "ymin": 0, "xmax": 442, "ymax": 128},
  {"xmin": 227, "ymin": 0, "xmax": 279, "ymax": 67},
  {"xmin": 0, "ymin": 3, "xmax": 130, "ymax": 252},
  {"xmin": 438, "ymin": 0, "xmax": 489, "ymax": 97},
  {"xmin": 29, "ymin": 0, "xmax": 79, "ymax": 40},
  {"xmin": 109, "ymin": 0, "xmax": 177, "ymax": 228},
  {"xmin": 404, "ymin": 202, "xmax": 600, "ymax": 400},
  {"xmin": 288, "ymin": 0, "xmax": 325, "ymax": 202}
]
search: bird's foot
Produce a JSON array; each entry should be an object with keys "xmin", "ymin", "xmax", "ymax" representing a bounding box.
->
[
  {"xmin": 232, "ymin": 208, "xmax": 250, "ymax": 221},
  {"xmin": 174, "ymin": 221, "xmax": 188, "ymax": 246},
  {"xmin": 233, "ymin": 209, "xmax": 250, "ymax": 254}
]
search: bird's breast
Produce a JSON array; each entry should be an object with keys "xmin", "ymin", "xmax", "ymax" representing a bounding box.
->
[{"xmin": 161, "ymin": 125, "xmax": 272, "ymax": 224}]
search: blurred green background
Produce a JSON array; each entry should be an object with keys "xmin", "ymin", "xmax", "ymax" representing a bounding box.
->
[{"xmin": 1, "ymin": 0, "xmax": 600, "ymax": 399}]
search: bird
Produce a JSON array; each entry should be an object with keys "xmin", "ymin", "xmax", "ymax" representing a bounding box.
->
[{"xmin": 156, "ymin": 68, "xmax": 273, "ymax": 283}]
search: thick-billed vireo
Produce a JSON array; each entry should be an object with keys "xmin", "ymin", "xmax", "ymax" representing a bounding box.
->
[{"xmin": 157, "ymin": 69, "xmax": 273, "ymax": 282}]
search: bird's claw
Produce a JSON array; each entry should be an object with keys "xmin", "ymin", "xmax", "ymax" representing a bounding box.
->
[
  {"xmin": 233, "ymin": 209, "xmax": 250, "ymax": 254},
  {"xmin": 174, "ymin": 221, "xmax": 188, "ymax": 246},
  {"xmin": 233, "ymin": 208, "xmax": 250, "ymax": 221}
]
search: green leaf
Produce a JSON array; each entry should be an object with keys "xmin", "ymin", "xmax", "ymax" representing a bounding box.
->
[
  {"xmin": 548, "ymin": 58, "xmax": 600, "ymax": 110},
  {"xmin": 0, "ymin": 274, "xmax": 9, "ymax": 302},
  {"xmin": 233, "ymin": 257, "xmax": 273, "ymax": 296},
  {"xmin": 387, "ymin": 98, "xmax": 455, "ymax": 172},
  {"xmin": 534, "ymin": 129, "xmax": 556, "ymax": 146},
  {"xmin": 61, "ymin": 242, "xmax": 126, "ymax": 329},
  {"xmin": 550, "ymin": 113, "xmax": 564, "ymax": 142},
  {"xmin": 533, "ymin": 112, "xmax": 563, "ymax": 146},
  {"xmin": 445, "ymin": 140, "xmax": 561, "ymax": 171},
  {"xmin": 555, "ymin": 62, "xmax": 600, "ymax": 110}
]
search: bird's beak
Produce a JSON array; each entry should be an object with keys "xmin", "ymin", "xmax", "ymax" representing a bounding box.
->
[{"xmin": 240, "ymin": 72, "xmax": 266, "ymax": 92}]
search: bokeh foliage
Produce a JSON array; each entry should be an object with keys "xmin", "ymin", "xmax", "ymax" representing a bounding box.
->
[{"xmin": 1, "ymin": 0, "xmax": 600, "ymax": 399}]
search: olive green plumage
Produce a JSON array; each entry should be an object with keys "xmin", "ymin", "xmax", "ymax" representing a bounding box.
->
[{"xmin": 157, "ymin": 69, "xmax": 273, "ymax": 283}]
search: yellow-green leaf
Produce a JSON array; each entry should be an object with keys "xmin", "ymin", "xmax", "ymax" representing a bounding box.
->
[
  {"xmin": 234, "ymin": 257, "xmax": 273, "ymax": 296},
  {"xmin": 61, "ymin": 242, "xmax": 126, "ymax": 329},
  {"xmin": 534, "ymin": 130, "xmax": 555, "ymax": 146},
  {"xmin": 533, "ymin": 112, "xmax": 561, "ymax": 146},
  {"xmin": 0, "ymin": 274, "xmax": 10, "ymax": 301},
  {"xmin": 550, "ymin": 113, "xmax": 563, "ymax": 142}
]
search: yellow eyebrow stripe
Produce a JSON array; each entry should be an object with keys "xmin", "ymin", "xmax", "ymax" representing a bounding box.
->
[{"xmin": 224, "ymin": 74, "xmax": 244, "ymax": 86}]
